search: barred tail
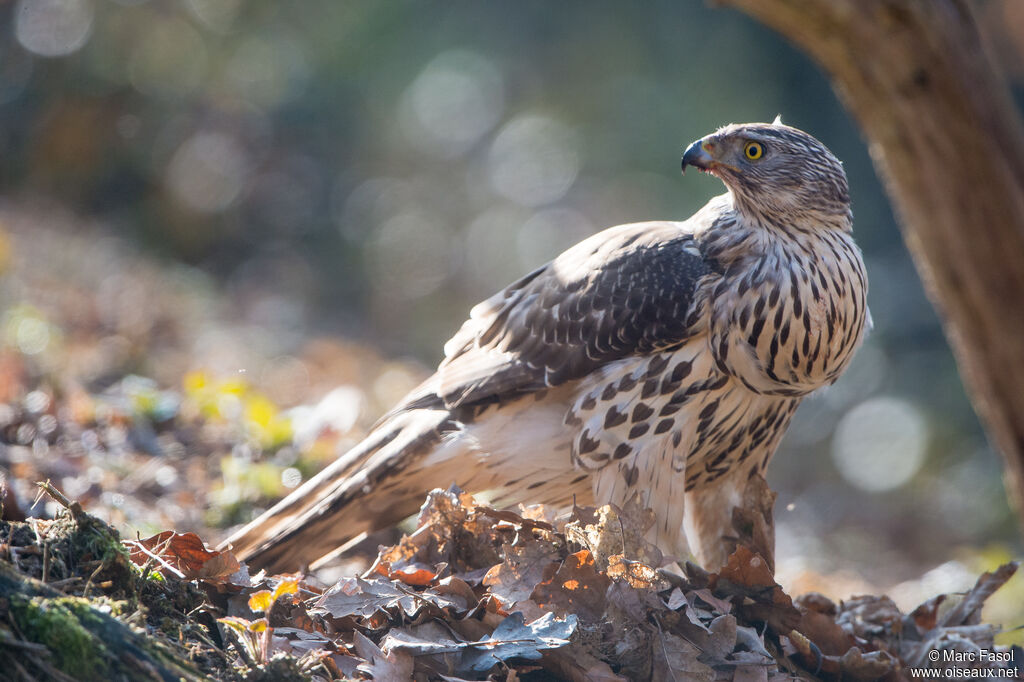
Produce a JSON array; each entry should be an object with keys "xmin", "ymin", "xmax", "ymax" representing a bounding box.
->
[{"xmin": 220, "ymin": 408, "xmax": 456, "ymax": 573}]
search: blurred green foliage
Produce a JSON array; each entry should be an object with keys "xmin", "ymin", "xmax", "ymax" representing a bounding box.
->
[{"xmin": 1, "ymin": 0, "xmax": 1022, "ymax": 595}]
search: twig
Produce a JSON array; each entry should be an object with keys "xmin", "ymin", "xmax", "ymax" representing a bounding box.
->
[
  {"xmin": 23, "ymin": 653, "xmax": 78, "ymax": 682},
  {"xmin": 34, "ymin": 480, "xmax": 84, "ymax": 519},
  {"xmin": 0, "ymin": 629, "xmax": 51, "ymax": 653},
  {"xmin": 9, "ymin": 656, "xmax": 34, "ymax": 682},
  {"xmin": 653, "ymin": 618, "xmax": 679, "ymax": 682},
  {"xmin": 82, "ymin": 559, "xmax": 107, "ymax": 598},
  {"xmin": 32, "ymin": 519, "xmax": 49, "ymax": 584},
  {"xmin": 221, "ymin": 627, "xmax": 260, "ymax": 670},
  {"xmin": 187, "ymin": 626, "xmax": 234, "ymax": 664},
  {"xmin": 126, "ymin": 535, "xmax": 186, "ymax": 580}
]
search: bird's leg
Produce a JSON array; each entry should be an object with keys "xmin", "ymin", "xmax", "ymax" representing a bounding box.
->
[
  {"xmin": 683, "ymin": 471, "xmax": 776, "ymax": 571},
  {"xmin": 729, "ymin": 473, "xmax": 777, "ymax": 572}
]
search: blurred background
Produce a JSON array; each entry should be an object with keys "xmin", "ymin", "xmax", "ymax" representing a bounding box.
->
[{"xmin": 1, "ymin": 0, "xmax": 1023, "ymax": 619}]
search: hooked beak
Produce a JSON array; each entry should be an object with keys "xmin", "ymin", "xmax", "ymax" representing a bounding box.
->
[{"xmin": 681, "ymin": 139, "xmax": 714, "ymax": 174}]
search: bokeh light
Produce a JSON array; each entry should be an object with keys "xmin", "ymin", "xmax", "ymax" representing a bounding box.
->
[
  {"xmin": 165, "ymin": 131, "xmax": 250, "ymax": 213},
  {"xmin": 516, "ymin": 208, "xmax": 595, "ymax": 271},
  {"xmin": 15, "ymin": 0, "xmax": 94, "ymax": 58},
  {"xmin": 487, "ymin": 115, "xmax": 580, "ymax": 207},
  {"xmin": 463, "ymin": 206, "xmax": 530, "ymax": 290},
  {"xmin": 129, "ymin": 16, "xmax": 208, "ymax": 98},
  {"xmin": 184, "ymin": 0, "xmax": 242, "ymax": 33},
  {"xmin": 366, "ymin": 211, "xmax": 458, "ymax": 300},
  {"xmin": 222, "ymin": 33, "xmax": 310, "ymax": 108},
  {"xmin": 400, "ymin": 50, "xmax": 504, "ymax": 159},
  {"xmin": 832, "ymin": 396, "xmax": 929, "ymax": 492}
]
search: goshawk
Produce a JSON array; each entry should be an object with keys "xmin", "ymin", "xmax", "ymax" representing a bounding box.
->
[{"xmin": 224, "ymin": 121, "xmax": 869, "ymax": 572}]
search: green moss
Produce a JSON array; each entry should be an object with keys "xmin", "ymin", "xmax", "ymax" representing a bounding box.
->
[
  {"xmin": 62, "ymin": 512, "xmax": 129, "ymax": 565},
  {"xmin": 10, "ymin": 595, "xmax": 110, "ymax": 680}
]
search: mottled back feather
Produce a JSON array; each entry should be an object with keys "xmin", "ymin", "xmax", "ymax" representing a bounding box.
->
[{"xmin": 399, "ymin": 221, "xmax": 718, "ymax": 413}]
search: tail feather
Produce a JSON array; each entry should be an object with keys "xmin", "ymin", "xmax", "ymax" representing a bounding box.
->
[{"xmin": 220, "ymin": 408, "xmax": 457, "ymax": 573}]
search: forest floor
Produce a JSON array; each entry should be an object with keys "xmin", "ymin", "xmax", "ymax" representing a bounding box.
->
[{"xmin": 0, "ymin": 204, "xmax": 1021, "ymax": 681}]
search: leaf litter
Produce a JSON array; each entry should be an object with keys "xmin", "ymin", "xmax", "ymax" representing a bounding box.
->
[{"xmin": 2, "ymin": 481, "xmax": 1022, "ymax": 679}]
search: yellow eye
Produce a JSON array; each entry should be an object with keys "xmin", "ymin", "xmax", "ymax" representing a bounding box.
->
[{"xmin": 744, "ymin": 141, "xmax": 764, "ymax": 160}]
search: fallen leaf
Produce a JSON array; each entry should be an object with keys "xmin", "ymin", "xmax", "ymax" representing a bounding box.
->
[
  {"xmin": 431, "ymin": 576, "xmax": 479, "ymax": 613},
  {"xmin": 834, "ymin": 594, "xmax": 902, "ymax": 642},
  {"xmin": 330, "ymin": 654, "xmax": 361, "ymax": 678},
  {"xmin": 838, "ymin": 646, "xmax": 899, "ymax": 679},
  {"xmin": 411, "ymin": 487, "xmax": 505, "ymax": 572},
  {"xmin": 483, "ymin": 541, "xmax": 561, "ymax": 607},
  {"xmin": 606, "ymin": 554, "xmax": 668, "ymax": 591},
  {"xmin": 909, "ymin": 594, "xmax": 945, "ymax": 632},
  {"xmin": 712, "ymin": 546, "xmax": 799, "ymax": 634},
  {"xmin": 716, "ymin": 545, "xmax": 774, "ymax": 589},
  {"xmin": 531, "ymin": 550, "xmax": 610, "ymax": 621},
  {"xmin": 353, "ymin": 630, "xmax": 414, "ymax": 680},
  {"xmin": 733, "ymin": 664, "xmax": 769, "ymax": 682},
  {"xmin": 459, "ymin": 611, "xmax": 577, "ymax": 674},
  {"xmin": 382, "ymin": 622, "xmax": 468, "ymax": 656},
  {"xmin": 126, "ymin": 530, "xmax": 240, "ymax": 582},
  {"xmin": 795, "ymin": 608, "xmax": 853, "ymax": 657},
  {"xmin": 663, "ymin": 587, "xmax": 687, "ymax": 611},
  {"xmin": 272, "ymin": 626, "xmax": 334, "ymax": 654},
  {"xmin": 478, "ymin": 505, "xmax": 556, "ymax": 533},
  {"xmin": 541, "ymin": 644, "xmax": 630, "ymax": 682},
  {"xmin": 729, "ymin": 473, "xmax": 777, "ymax": 572},
  {"xmin": 564, "ymin": 499, "xmax": 662, "ymax": 569},
  {"xmin": 690, "ymin": 588, "xmax": 733, "ymax": 615},
  {"xmin": 314, "ymin": 576, "xmax": 459, "ymax": 620},
  {"xmin": 651, "ymin": 631, "xmax": 714, "ymax": 682},
  {"xmin": 938, "ymin": 562, "xmax": 1018, "ymax": 627},
  {"xmin": 375, "ymin": 560, "xmax": 438, "ymax": 587},
  {"xmin": 605, "ymin": 580, "xmax": 662, "ymax": 624},
  {"xmin": 704, "ymin": 614, "xmax": 738, "ymax": 661}
]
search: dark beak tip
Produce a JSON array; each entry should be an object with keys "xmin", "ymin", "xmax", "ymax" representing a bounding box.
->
[{"xmin": 681, "ymin": 139, "xmax": 712, "ymax": 174}]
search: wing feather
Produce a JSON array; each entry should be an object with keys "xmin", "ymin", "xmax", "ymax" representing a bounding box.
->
[{"xmin": 401, "ymin": 220, "xmax": 717, "ymax": 413}]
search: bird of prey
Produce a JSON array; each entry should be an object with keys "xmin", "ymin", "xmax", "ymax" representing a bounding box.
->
[{"xmin": 224, "ymin": 121, "xmax": 869, "ymax": 573}]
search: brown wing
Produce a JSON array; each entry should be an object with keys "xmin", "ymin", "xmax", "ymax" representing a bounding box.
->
[{"xmin": 400, "ymin": 221, "xmax": 718, "ymax": 412}]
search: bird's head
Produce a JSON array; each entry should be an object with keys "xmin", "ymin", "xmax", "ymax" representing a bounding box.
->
[{"xmin": 682, "ymin": 120, "xmax": 851, "ymax": 228}]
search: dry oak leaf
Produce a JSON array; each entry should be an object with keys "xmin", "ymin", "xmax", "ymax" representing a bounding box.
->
[
  {"xmin": 382, "ymin": 612, "xmax": 578, "ymax": 676},
  {"xmin": 606, "ymin": 554, "xmax": 669, "ymax": 591},
  {"xmin": 483, "ymin": 540, "xmax": 562, "ymax": 607},
  {"xmin": 126, "ymin": 530, "xmax": 240, "ymax": 582},
  {"xmin": 651, "ymin": 632, "xmax": 714, "ymax": 682},
  {"xmin": 530, "ymin": 549, "xmax": 611, "ymax": 621},
  {"xmin": 414, "ymin": 487, "xmax": 505, "ymax": 571},
  {"xmin": 834, "ymin": 594, "xmax": 903, "ymax": 643},
  {"xmin": 786, "ymin": 628, "xmax": 900, "ymax": 680},
  {"xmin": 937, "ymin": 561, "xmax": 1018, "ymax": 628},
  {"xmin": 382, "ymin": 621, "xmax": 469, "ymax": 657},
  {"xmin": 793, "ymin": 592, "xmax": 855, "ymax": 658},
  {"xmin": 372, "ymin": 520, "xmax": 448, "ymax": 579},
  {"xmin": 564, "ymin": 499, "xmax": 663, "ymax": 569},
  {"xmin": 313, "ymin": 576, "xmax": 460, "ymax": 620},
  {"xmin": 712, "ymin": 545, "xmax": 799, "ymax": 634},
  {"xmin": 374, "ymin": 559, "xmax": 439, "ymax": 587},
  {"xmin": 539, "ymin": 644, "xmax": 629, "ymax": 682},
  {"xmin": 458, "ymin": 611, "xmax": 577, "ymax": 674},
  {"xmin": 354, "ymin": 630, "xmax": 414, "ymax": 681}
]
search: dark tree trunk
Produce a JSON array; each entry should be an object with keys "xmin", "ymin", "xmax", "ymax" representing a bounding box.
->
[{"xmin": 719, "ymin": 0, "xmax": 1024, "ymax": 524}]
